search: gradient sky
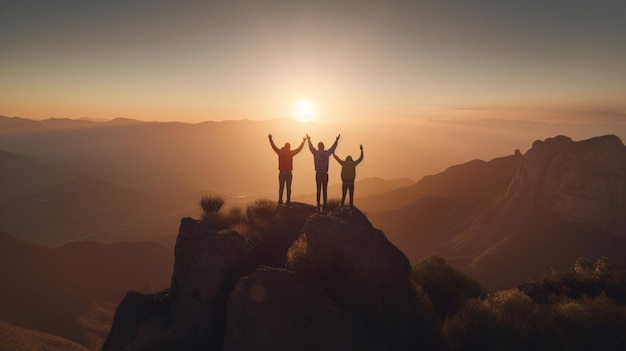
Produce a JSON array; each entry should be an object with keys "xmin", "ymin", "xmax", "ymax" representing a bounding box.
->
[{"xmin": 1, "ymin": 0, "xmax": 625, "ymax": 123}]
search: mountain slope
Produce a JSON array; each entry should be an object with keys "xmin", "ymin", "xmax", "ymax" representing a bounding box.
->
[
  {"xmin": 359, "ymin": 154, "xmax": 522, "ymax": 213},
  {"xmin": 0, "ymin": 320, "xmax": 90, "ymax": 351},
  {"xmin": 0, "ymin": 232, "xmax": 173, "ymax": 349},
  {"xmin": 0, "ymin": 174, "xmax": 160, "ymax": 245},
  {"xmin": 369, "ymin": 135, "xmax": 626, "ymax": 291},
  {"xmin": 0, "ymin": 150, "xmax": 74, "ymax": 201}
]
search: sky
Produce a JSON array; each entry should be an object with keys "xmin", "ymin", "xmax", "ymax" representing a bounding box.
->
[{"xmin": 1, "ymin": 0, "xmax": 625, "ymax": 123}]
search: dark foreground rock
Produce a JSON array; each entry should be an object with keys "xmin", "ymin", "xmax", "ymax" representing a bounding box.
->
[
  {"xmin": 167, "ymin": 219, "xmax": 258, "ymax": 350},
  {"xmin": 291, "ymin": 208, "xmax": 443, "ymax": 350},
  {"xmin": 103, "ymin": 205, "xmax": 445, "ymax": 351},
  {"xmin": 223, "ymin": 266, "xmax": 382, "ymax": 351}
]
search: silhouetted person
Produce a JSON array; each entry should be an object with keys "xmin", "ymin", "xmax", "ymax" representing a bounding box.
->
[
  {"xmin": 333, "ymin": 144, "xmax": 364, "ymax": 208},
  {"xmin": 269, "ymin": 133, "xmax": 305, "ymax": 204},
  {"xmin": 307, "ymin": 133, "xmax": 340, "ymax": 212}
]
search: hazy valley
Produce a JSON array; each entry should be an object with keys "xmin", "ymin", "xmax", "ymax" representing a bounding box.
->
[{"xmin": 1, "ymin": 115, "xmax": 625, "ymax": 350}]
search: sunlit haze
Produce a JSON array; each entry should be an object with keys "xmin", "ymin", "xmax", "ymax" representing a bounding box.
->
[
  {"xmin": 1, "ymin": 1, "xmax": 625, "ymax": 123},
  {"xmin": 293, "ymin": 100, "xmax": 316, "ymax": 123}
]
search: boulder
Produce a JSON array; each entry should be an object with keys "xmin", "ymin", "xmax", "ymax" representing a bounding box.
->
[
  {"xmin": 167, "ymin": 218, "xmax": 258, "ymax": 350},
  {"xmin": 101, "ymin": 290, "xmax": 170, "ymax": 351},
  {"xmin": 103, "ymin": 217, "xmax": 258, "ymax": 350},
  {"xmin": 289, "ymin": 208, "xmax": 443, "ymax": 350},
  {"xmin": 222, "ymin": 266, "xmax": 382, "ymax": 351}
]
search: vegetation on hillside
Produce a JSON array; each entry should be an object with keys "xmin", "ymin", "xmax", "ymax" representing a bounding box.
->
[{"xmin": 414, "ymin": 255, "xmax": 626, "ymax": 351}]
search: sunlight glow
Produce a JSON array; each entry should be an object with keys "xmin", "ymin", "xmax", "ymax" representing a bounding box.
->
[{"xmin": 293, "ymin": 100, "xmax": 317, "ymax": 123}]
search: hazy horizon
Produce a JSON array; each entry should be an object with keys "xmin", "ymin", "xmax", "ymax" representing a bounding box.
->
[{"xmin": 2, "ymin": 115, "xmax": 624, "ymax": 197}]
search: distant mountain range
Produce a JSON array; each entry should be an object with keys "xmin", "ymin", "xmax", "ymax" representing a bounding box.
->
[
  {"xmin": 0, "ymin": 149, "xmax": 410, "ymax": 247},
  {"xmin": 0, "ymin": 232, "xmax": 173, "ymax": 349},
  {"xmin": 0, "ymin": 172, "xmax": 180, "ymax": 247},
  {"xmin": 291, "ymin": 177, "xmax": 415, "ymax": 204},
  {"xmin": 0, "ymin": 150, "xmax": 75, "ymax": 201},
  {"xmin": 3, "ymin": 115, "xmax": 623, "ymax": 198}
]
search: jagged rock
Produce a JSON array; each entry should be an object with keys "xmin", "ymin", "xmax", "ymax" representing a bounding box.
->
[
  {"xmin": 101, "ymin": 290, "xmax": 170, "ymax": 351},
  {"xmin": 222, "ymin": 266, "xmax": 383, "ymax": 351},
  {"xmin": 103, "ymin": 218, "xmax": 258, "ymax": 351},
  {"xmin": 167, "ymin": 218, "xmax": 258, "ymax": 350},
  {"xmin": 505, "ymin": 135, "xmax": 626, "ymax": 235},
  {"xmin": 246, "ymin": 202, "xmax": 317, "ymax": 267},
  {"xmin": 290, "ymin": 208, "xmax": 443, "ymax": 351},
  {"xmin": 104, "ymin": 206, "xmax": 445, "ymax": 351}
]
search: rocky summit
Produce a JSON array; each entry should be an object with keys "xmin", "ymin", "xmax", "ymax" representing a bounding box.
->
[{"xmin": 102, "ymin": 204, "xmax": 443, "ymax": 351}]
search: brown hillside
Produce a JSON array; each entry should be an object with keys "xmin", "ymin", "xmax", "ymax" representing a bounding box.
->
[
  {"xmin": 360, "ymin": 154, "xmax": 522, "ymax": 213},
  {"xmin": 0, "ymin": 232, "xmax": 173, "ymax": 349},
  {"xmin": 0, "ymin": 319, "xmax": 90, "ymax": 351}
]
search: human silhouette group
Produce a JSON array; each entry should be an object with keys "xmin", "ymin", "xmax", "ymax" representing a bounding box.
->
[{"xmin": 268, "ymin": 133, "xmax": 364, "ymax": 212}]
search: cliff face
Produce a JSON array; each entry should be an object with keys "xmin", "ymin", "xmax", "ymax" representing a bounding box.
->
[
  {"xmin": 103, "ymin": 204, "xmax": 443, "ymax": 351},
  {"xmin": 369, "ymin": 134, "xmax": 626, "ymax": 291},
  {"xmin": 469, "ymin": 135, "xmax": 626, "ymax": 289},
  {"xmin": 504, "ymin": 135, "xmax": 626, "ymax": 236}
]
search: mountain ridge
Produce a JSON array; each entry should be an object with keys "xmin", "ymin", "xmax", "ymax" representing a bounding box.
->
[{"xmin": 370, "ymin": 134, "xmax": 626, "ymax": 290}]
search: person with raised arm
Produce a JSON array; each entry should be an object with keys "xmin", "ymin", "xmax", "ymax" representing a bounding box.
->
[
  {"xmin": 306, "ymin": 133, "xmax": 340, "ymax": 212},
  {"xmin": 333, "ymin": 144, "xmax": 364, "ymax": 209},
  {"xmin": 268, "ymin": 134, "xmax": 306, "ymax": 204}
]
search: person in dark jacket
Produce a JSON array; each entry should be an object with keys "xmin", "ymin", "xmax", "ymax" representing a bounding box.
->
[
  {"xmin": 306, "ymin": 133, "xmax": 340, "ymax": 212},
  {"xmin": 333, "ymin": 144, "xmax": 364, "ymax": 208},
  {"xmin": 269, "ymin": 134, "xmax": 305, "ymax": 204}
]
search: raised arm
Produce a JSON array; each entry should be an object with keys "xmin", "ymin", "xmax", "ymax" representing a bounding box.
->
[
  {"xmin": 333, "ymin": 152, "xmax": 344, "ymax": 165},
  {"xmin": 306, "ymin": 134, "xmax": 315, "ymax": 152},
  {"xmin": 355, "ymin": 145, "xmax": 364, "ymax": 165},
  {"xmin": 268, "ymin": 134, "xmax": 279, "ymax": 154},
  {"xmin": 327, "ymin": 134, "xmax": 340, "ymax": 154},
  {"xmin": 292, "ymin": 137, "xmax": 306, "ymax": 155}
]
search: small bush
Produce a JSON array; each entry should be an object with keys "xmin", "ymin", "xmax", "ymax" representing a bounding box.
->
[
  {"xmin": 285, "ymin": 234, "xmax": 308, "ymax": 271},
  {"xmin": 245, "ymin": 199, "xmax": 278, "ymax": 221},
  {"xmin": 200, "ymin": 195, "xmax": 225, "ymax": 215},
  {"xmin": 412, "ymin": 254, "xmax": 486, "ymax": 319},
  {"xmin": 520, "ymin": 256, "xmax": 623, "ymax": 303}
]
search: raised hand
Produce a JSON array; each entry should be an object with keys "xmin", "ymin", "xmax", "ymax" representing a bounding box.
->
[
  {"xmin": 268, "ymin": 133, "xmax": 272, "ymax": 139},
  {"xmin": 360, "ymin": 144, "xmax": 363, "ymax": 150},
  {"xmin": 306, "ymin": 133, "xmax": 311, "ymax": 140},
  {"xmin": 336, "ymin": 134, "xmax": 341, "ymax": 140}
]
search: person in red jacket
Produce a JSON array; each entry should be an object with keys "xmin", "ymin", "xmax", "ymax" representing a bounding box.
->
[{"xmin": 268, "ymin": 134, "xmax": 306, "ymax": 204}]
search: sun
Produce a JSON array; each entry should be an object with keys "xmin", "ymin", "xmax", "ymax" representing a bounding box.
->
[{"xmin": 293, "ymin": 100, "xmax": 316, "ymax": 123}]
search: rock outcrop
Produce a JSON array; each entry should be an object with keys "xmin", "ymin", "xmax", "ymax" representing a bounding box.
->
[
  {"xmin": 222, "ymin": 266, "xmax": 380, "ymax": 351},
  {"xmin": 103, "ymin": 204, "xmax": 442, "ymax": 351},
  {"xmin": 504, "ymin": 135, "xmax": 626, "ymax": 236},
  {"xmin": 291, "ymin": 210, "xmax": 441, "ymax": 350},
  {"xmin": 102, "ymin": 218, "xmax": 258, "ymax": 351},
  {"xmin": 167, "ymin": 219, "xmax": 258, "ymax": 350}
]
